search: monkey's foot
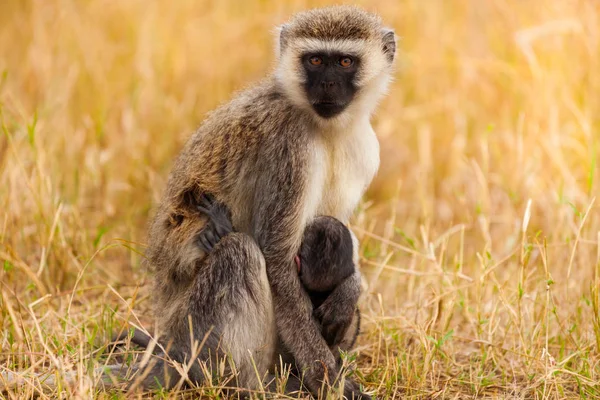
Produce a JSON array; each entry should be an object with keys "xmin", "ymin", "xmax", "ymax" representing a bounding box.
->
[{"xmin": 314, "ymin": 297, "xmax": 355, "ymax": 346}]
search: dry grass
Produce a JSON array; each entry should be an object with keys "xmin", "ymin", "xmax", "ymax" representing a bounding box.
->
[{"xmin": 1, "ymin": 0, "xmax": 599, "ymax": 398}]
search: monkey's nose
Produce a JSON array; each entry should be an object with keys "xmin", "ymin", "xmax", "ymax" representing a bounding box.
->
[{"xmin": 320, "ymin": 81, "xmax": 336, "ymax": 89}]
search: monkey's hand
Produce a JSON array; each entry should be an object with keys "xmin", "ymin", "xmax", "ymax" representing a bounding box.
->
[
  {"xmin": 314, "ymin": 270, "xmax": 362, "ymax": 346},
  {"xmin": 195, "ymin": 193, "xmax": 234, "ymax": 253}
]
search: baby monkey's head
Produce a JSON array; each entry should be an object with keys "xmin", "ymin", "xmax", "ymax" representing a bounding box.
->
[{"xmin": 298, "ymin": 216, "xmax": 356, "ymax": 293}]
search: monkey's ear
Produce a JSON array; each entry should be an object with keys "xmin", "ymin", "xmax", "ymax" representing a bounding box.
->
[
  {"xmin": 381, "ymin": 28, "xmax": 396, "ymax": 63},
  {"xmin": 277, "ymin": 24, "xmax": 290, "ymax": 56}
]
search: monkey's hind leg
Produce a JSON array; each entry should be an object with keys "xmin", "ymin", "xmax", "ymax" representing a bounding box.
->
[{"xmin": 182, "ymin": 232, "xmax": 276, "ymax": 393}]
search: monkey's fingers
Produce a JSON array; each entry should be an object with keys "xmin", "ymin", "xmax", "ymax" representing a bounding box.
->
[
  {"xmin": 198, "ymin": 193, "xmax": 216, "ymax": 210},
  {"xmin": 215, "ymin": 204, "xmax": 234, "ymax": 228},
  {"xmin": 204, "ymin": 228, "xmax": 219, "ymax": 249},
  {"xmin": 214, "ymin": 220, "xmax": 233, "ymax": 238},
  {"xmin": 197, "ymin": 230, "xmax": 215, "ymax": 253},
  {"xmin": 214, "ymin": 224, "xmax": 227, "ymax": 239},
  {"xmin": 197, "ymin": 204, "xmax": 215, "ymax": 219}
]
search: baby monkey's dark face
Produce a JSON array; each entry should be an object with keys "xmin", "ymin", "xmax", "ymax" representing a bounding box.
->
[
  {"xmin": 298, "ymin": 216, "xmax": 355, "ymax": 294},
  {"xmin": 302, "ymin": 52, "xmax": 360, "ymax": 118}
]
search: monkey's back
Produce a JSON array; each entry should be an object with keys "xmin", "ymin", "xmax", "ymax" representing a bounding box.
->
[{"xmin": 145, "ymin": 77, "xmax": 312, "ymax": 328}]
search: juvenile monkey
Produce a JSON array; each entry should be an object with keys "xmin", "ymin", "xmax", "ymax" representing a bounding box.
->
[
  {"xmin": 298, "ymin": 216, "xmax": 362, "ymax": 350},
  {"xmin": 142, "ymin": 6, "xmax": 395, "ymax": 398},
  {"xmin": 283, "ymin": 215, "xmax": 364, "ymax": 378},
  {"xmin": 298, "ymin": 216, "xmax": 357, "ymax": 309}
]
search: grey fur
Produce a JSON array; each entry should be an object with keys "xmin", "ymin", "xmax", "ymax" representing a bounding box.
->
[
  {"xmin": 1, "ymin": 6, "xmax": 395, "ymax": 399},
  {"xmin": 140, "ymin": 5, "xmax": 394, "ymax": 398},
  {"xmin": 281, "ymin": 6, "xmax": 385, "ymax": 42}
]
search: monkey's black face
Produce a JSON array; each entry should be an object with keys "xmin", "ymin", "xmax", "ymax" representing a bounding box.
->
[{"xmin": 302, "ymin": 52, "xmax": 359, "ymax": 119}]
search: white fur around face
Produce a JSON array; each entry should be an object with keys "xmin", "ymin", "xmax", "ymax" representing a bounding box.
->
[
  {"xmin": 275, "ymin": 37, "xmax": 393, "ymax": 124},
  {"xmin": 303, "ymin": 115, "xmax": 380, "ymax": 225}
]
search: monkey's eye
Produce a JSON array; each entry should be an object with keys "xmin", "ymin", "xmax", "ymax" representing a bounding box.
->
[
  {"xmin": 339, "ymin": 57, "xmax": 353, "ymax": 68},
  {"xmin": 309, "ymin": 56, "xmax": 322, "ymax": 66}
]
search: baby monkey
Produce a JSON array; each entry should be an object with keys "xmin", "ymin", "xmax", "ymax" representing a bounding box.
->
[
  {"xmin": 197, "ymin": 194, "xmax": 360, "ymax": 348},
  {"xmin": 297, "ymin": 217, "xmax": 356, "ymax": 306}
]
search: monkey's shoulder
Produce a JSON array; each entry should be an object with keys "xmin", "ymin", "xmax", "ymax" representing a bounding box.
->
[
  {"xmin": 165, "ymin": 79, "xmax": 313, "ymax": 204},
  {"xmin": 195, "ymin": 79, "xmax": 309, "ymax": 146}
]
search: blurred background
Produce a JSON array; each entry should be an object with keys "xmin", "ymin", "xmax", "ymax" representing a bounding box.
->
[{"xmin": 0, "ymin": 0, "xmax": 599, "ymax": 397}]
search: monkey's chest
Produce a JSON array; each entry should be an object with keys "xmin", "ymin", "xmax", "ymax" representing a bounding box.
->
[{"xmin": 312, "ymin": 124, "xmax": 380, "ymax": 223}]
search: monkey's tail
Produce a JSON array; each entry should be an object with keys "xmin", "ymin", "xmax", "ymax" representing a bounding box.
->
[
  {"xmin": 0, "ymin": 364, "xmax": 141, "ymax": 394},
  {"xmin": 111, "ymin": 328, "xmax": 154, "ymax": 351},
  {"xmin": 1, "ymin": 329, "xmax": 158, "ymax": 394}
]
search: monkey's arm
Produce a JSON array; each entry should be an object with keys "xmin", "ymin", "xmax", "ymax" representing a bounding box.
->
[
  {"xmin": 315, "ymin": 270, "xmax": 362, "ymax": 346},
  {"xmin": 251, "ymin": 148, "xmax": 366, "ymax": 398}
]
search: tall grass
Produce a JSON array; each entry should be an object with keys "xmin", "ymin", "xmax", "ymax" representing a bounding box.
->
[{"xmin": 0, "ymin": 0, "xmax": 599, "ymax": 398}]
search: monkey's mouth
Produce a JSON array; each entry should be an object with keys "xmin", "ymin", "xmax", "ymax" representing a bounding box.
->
[{"xmin": 312, "ymin": 101, "xmax": 347, "ymax": 119}]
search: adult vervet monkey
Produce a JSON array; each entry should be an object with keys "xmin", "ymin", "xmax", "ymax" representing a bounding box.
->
[
  {"xmin": 0, "ymin": 6, "xmax": 395, "ymax": 398},
  {"xmin": 143, "ymin": 5, "xmax": 395, "ymax": 399}
]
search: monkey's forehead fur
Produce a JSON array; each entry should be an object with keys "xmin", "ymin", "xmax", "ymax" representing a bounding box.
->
[{"xmin": 281, "ymin": 6, "xmax": 387, "ymax": 42}]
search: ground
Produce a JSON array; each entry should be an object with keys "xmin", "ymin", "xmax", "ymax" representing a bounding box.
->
[{"xmin": 0, "ymin": 1, "xmax": 599, "ymax": 399}]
